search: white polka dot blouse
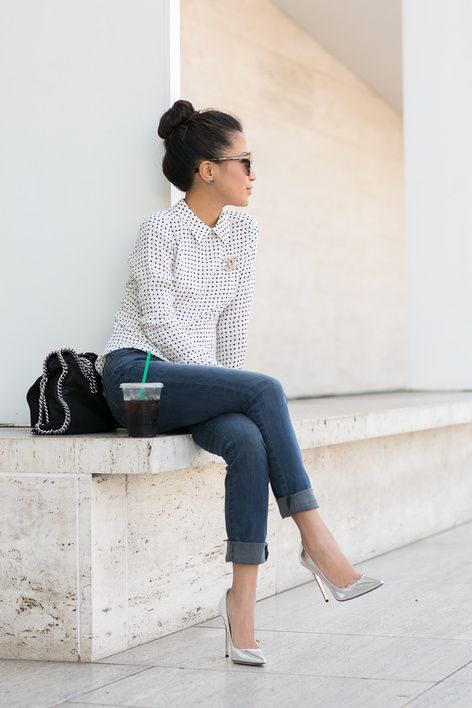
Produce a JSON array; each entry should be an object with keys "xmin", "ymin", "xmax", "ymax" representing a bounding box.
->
[{"xmin": 94, "ymin": 197, "xmax": 259, "ymax": 376}]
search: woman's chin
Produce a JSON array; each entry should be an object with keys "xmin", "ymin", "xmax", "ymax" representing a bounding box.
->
[{"xmin": 228, "ymin": 196, "xmax": 250, "ymax": 207}]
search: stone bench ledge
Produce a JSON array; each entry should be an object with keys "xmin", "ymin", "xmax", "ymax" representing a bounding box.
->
[{"xmin": 2, "ymin": 390, "xmax": 472, "ymax": 476}]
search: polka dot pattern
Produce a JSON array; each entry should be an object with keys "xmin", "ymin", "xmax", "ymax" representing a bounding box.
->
[{"xmin": 95, "ymin": 197, "xmax": 259, "ymax": 375}]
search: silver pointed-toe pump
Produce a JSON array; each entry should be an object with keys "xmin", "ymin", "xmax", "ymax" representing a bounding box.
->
[
  {"xmin": 299, "ymin": 544, "xmax": 383, "ymax": 602},
  {"xmin": 217, "ymin": 589, "xmax": 266, "ymax": 665}
]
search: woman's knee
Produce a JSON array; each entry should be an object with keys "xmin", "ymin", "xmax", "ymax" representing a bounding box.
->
[
  {"xmin": 214, "ymin": 413, "xmax": 266, "ymax": 461},
  {"xmin": 249, "ymin": 373, "xmax": 287, "ymax": 403}
]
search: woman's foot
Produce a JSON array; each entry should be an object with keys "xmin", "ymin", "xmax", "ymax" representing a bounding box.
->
[
  {"xmin": 295, "ymin": 510, "xmax": 361, "ymax": 588},
  {"xmin": 226, "ymin": 588, "xmax": 258, "ymax": 649}
]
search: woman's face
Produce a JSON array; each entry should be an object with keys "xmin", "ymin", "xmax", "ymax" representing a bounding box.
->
[{"xmin": 210, "ymin": 131, "xmax": 256, "ymax": 207}]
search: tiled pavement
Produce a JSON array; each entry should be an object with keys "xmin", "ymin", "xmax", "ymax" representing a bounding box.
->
[{"xmin": 2, "ymin": 522, "xmax": 472, "ymax": 708}]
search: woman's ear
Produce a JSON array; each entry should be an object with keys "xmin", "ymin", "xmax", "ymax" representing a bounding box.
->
[{"xmin": 199, "ymin": 160, "xmax": 213, "ymax": 181}]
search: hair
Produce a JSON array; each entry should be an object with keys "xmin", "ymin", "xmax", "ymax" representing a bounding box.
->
[{"xmin": 157, "ymin": 99, "xmax": 243, "ymax": 192}]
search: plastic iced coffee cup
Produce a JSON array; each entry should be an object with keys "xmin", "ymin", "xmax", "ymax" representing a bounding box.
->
[{"xmin": 119, "ymin": 382, "xmax": 164, "ymax": 438}]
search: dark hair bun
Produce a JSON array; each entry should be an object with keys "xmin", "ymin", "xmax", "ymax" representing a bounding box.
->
[
  {"xmin": 158, "ymin": 99, "xmax": 197, "ymax": 140},
  {"xmin": 157, "ymin": 99, "xmax": 243, "ymax": 192}
]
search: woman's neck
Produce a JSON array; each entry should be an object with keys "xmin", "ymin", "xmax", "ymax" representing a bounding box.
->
[{"xmin": 184, "ymin": 193, "xmax": 223, "ymax": 228}]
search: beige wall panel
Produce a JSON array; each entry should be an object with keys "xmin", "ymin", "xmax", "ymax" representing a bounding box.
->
[{"xmin": 181, "ymin": 0, "xmax": 405, "ymax": 395}]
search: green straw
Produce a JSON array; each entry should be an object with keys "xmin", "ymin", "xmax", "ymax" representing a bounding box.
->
[{"xmin": 139, "ymin": 351, "xmax": 152, "ymax": 399}]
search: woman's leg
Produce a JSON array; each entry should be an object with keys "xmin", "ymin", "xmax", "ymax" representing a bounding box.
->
[
  {"xmin": 102, "ymin": 349, "xmax": 361, "ymax": 619},
  {"xmin": 189, "ymin": 413, "xmax": 268, "ymax": 649},
  {"xmin": 227, "ymin": 563, "xmax": 259, "ymax": 650}
]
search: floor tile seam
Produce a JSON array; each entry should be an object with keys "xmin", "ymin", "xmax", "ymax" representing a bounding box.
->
[
  {"xmin": 400, "ymin": 657, "xmax": 472, "ymax": 707},
  {"xmin": 107, "ymin": 663, "xmax": 443, "ymax": 683},
  {"xmin": 94, "ymin": 661, "xmax": 158, "ymax": 667},
  {"xmin": 59, "ymin": 703, "xmax": 142, "ymax": 708},
  {"xmin": 193, "ymin": 625, "xmax": 472, "ymax": 642},
  {"xmin": 0, "ymin": 659, "xmax": 149, "ymax": 672},
  {"xmin": 53, "ymin": 704, "xmax": 126, "ymax": 708},
  {"xmin": 55, "ymin": 665, "xmax": 154, "ymax": 706},
  {"xmin": 54, "ymin": 702, "xmax": 137, "ymax": 708}
]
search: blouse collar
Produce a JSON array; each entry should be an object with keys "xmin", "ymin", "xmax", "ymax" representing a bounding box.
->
[{"xmin": 174, "ymin": 198, "xmax": 230, "ymax": 244}]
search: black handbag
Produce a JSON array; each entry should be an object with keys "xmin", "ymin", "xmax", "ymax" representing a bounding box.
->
[{"xmin": 26, "ymin": 347, "xmax": 119, "ymax": 435}]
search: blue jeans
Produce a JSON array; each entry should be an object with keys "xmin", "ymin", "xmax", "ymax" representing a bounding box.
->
[{"xmin": 101, "ymin": 348, "xmax": 319, "ymax": 564}]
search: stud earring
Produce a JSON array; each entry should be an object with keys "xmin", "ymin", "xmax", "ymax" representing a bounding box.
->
[{"xmin": 209, "ymin": 177, "xmax": 215, "ymax": 183}]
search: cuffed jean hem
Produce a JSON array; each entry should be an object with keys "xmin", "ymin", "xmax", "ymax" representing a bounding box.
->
[
  {"xmin": 225, "ymin": 540, "xmax": 269, "ymax": 564},
  {"xmin": 276, "ymin": 486, "xmax": 319, "ymax": 518}
]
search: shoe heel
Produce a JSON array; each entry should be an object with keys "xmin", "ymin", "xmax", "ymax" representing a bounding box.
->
[
  {"xmin": 224, "ymin": 624, "xmax": 229, "ymax": 657},
  {"xmin": 298, "ymin": 543, "xmax": 383, "ymax": 602},
  {"xmin": 313, "ymin": 572, "xmax": 330, "ymax": 603}
]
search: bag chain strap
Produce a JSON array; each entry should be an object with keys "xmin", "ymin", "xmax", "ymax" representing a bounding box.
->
[{"xmin": 32, "ymin": 347, "xmax": 99, "ymax": 435}]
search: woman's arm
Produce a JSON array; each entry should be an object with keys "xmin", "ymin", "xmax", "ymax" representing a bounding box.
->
[
  {"xmin": 216, "ymin": 218, "xmax": 259, "ymax": 368},
  {"xmin": 129, "ymin": 212, "xmax": 223, "ymax": 366}
]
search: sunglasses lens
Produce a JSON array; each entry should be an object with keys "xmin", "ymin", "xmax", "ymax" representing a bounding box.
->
[{"xmin": 243, "ymin": 158, "xmax": 251, "ymax": 175}]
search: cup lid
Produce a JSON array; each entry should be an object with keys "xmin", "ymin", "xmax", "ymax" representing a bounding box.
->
[{"xmin": 119, "ymin": 382, "xmax": 164, "ymax": 388}]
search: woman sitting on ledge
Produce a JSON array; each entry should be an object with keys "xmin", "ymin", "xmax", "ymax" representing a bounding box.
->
[{"xmin": 95, "ymin": 99, "xmax": 383, "ymax": 667}]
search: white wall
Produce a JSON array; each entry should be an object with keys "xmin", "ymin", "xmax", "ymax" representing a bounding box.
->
[
  {"xmin": 403, "ymin": 0, "xmax": 472, "ymax": 389},
  {"xmin": 0, "ymin": 0, "xmax": 180, "ymax": 424}
]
